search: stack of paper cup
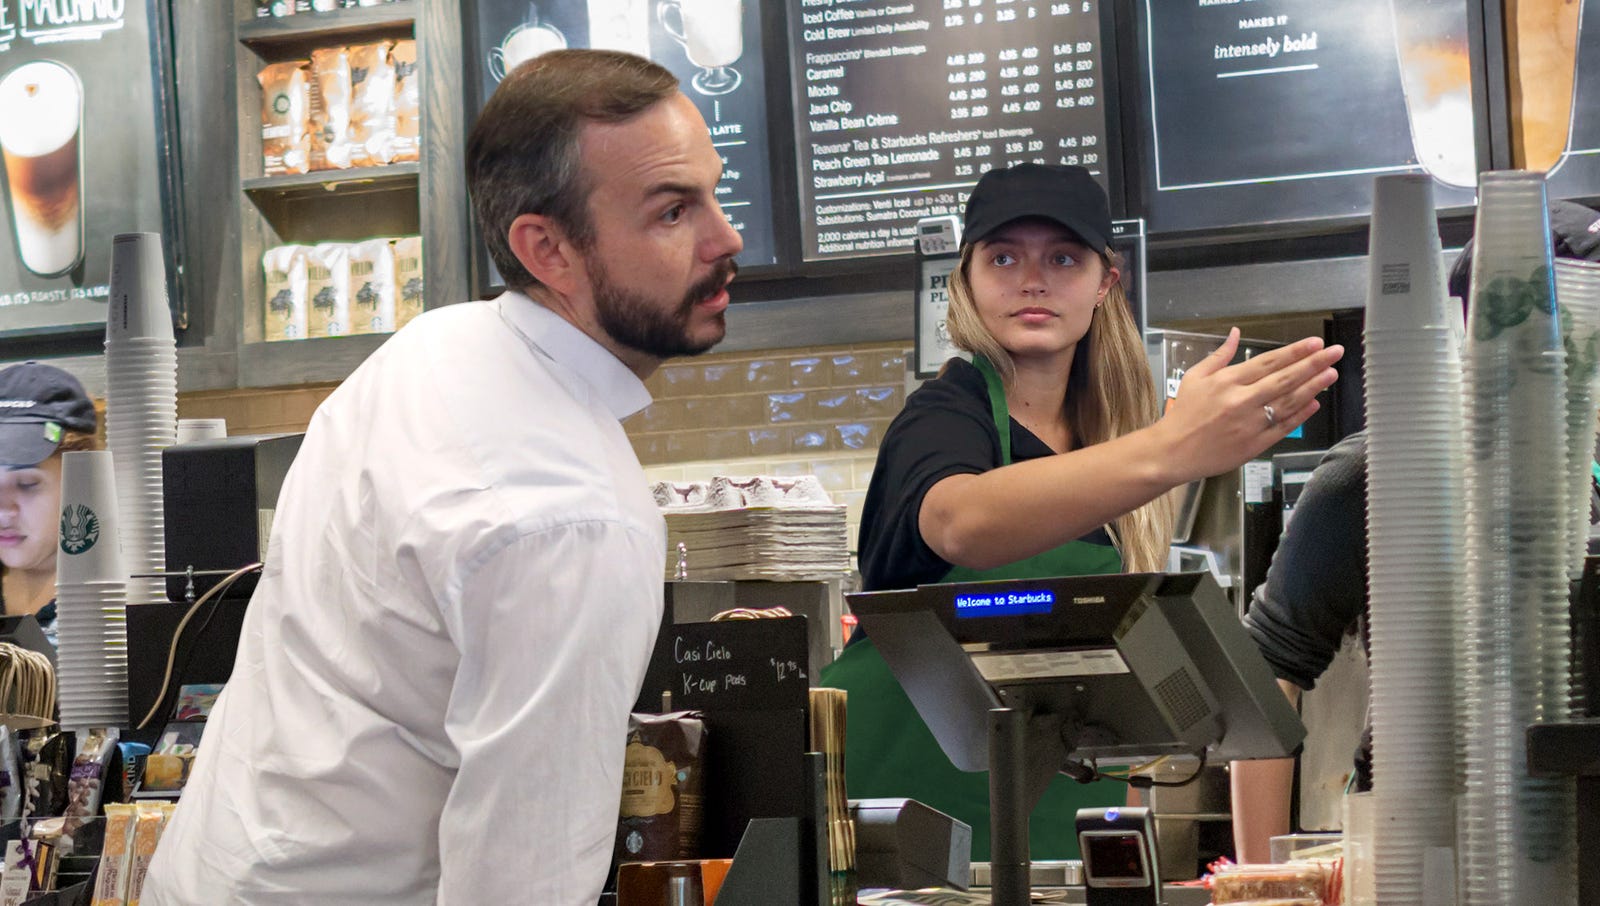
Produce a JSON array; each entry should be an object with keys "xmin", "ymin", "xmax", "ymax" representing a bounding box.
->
[
  {"xmin": 103, "ymin": 233, "xmax": 176, "ymax": 609},
  {"xmin": 1360, "ymin": 174, "xmax": 1463, "ymax": 904},
  {"xmin": 54, "ymin": 451, "xmax": 129, "ymax": 730},
  {"xmin": 1559, "ymin": 258, "xmax": 1600, "ymax": 718},
  {"xmin": 1458, "ymin": 172, "xmax": 1576, "ymax": 906}
]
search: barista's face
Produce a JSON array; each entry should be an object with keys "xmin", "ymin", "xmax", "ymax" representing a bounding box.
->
[
  {"xmin": 0, "ymin": 453, "xmax": 61, "ymax": 574},
  {"xmin": 966, "ymin": 218, "xmax": 1118, "ymax": 365}
]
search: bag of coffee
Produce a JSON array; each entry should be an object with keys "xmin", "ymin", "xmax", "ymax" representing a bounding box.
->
[
  {"xmin": 309, "ymin": 47, "xmax": 353, "ymax": 170},
  {"xmin": 392, "ymin": 40, "xmax": 420, "ymax": 163},
  {"xmin": 263, "ymin": 245, "xmax": 309, "ymax": 341},
  {"xmin": 348, "ymin": 41, "xmax": 398, "ymax": 167},
  {"xmin": 392, "ymin": 236, "xmax": 425, "ymax": 328},
  {"xmin": 257, "ymin": 61, "xmax": 311, "ymax": 175},
  {"xmin": 348, "ymin": 238, "xmax": 397, "ymax": 334},
  {"xmin": 307, "ymin": 243, "xmax": 351, "ymax": 338},
  {"xmin": 615, "ymin": 711, "xmax": 706, "ymax": 865}
]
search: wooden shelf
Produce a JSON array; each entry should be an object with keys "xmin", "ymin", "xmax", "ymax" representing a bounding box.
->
[
  {"xmin": 243, "ymin": 163, "xmax": 419, "ymax": 203},
  {"xmin": 238, "ymin": 334, "xmax": 394, "ymax": 386},
  {"xmin": 238, "ymin": 1, "xmax": 414, "ymax": 53}
]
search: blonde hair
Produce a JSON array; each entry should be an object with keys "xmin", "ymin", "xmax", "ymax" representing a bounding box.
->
[{"xmin": 944, "ymin": 243, "xmax": 1175, "ymax": 573}]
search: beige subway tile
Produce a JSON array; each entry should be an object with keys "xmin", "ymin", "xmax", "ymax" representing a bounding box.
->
[
  {"xmin": 633, "ymin": 398, "xmax": 689, "ymax": 433},
  {"xmin": 688, "ymin": 394, "xmax": 766, "ymax": 429},
  {"xmin": 856, "ymin": 385, "xmax": 904, "ymax": 419},
  {"xmin": 829, "ymin": 352, "xmax": 866, "ymax": 386},
  {"xmin": 631, "ymin": 434, "xmax": 669, "ymax": 466},
  {"xmin": 834, "ymin": 421, "xmax": 883, "ymax": 451},
  {"xmin": 806, "ymin": 459, "xmax": 854, "ymax": 493},
  {"xmin": 665, "ymin": 431, "xmax": 709, "ymax": 463},
  {"xmin": 766, "ymin": 391, "xmax": 809, "ymax": 424},
  {"xmin": 743, "ymin": 358, "xmax": 785, "ymax": 391},
  {"xmin": 867, "ymin": 349, "xmax": 909, "ymax": 385},
  {"xmin": 768, "ymin": 459, "xmax": 813, "ymax": 478},
  {"xmin": 788, "ymin": 355, "xmax": 829, "ymax": 389},
  {"xmin": 835, "ymin": 489, "xmax": 868, "ymax": 527},
  {"xmin": 655, "ymin": 363, "xmax": 702, "ymax": 398},
  {"xmin": 851, "ymin": 457, "xmax": 876, "ymax": 490},
  {"xmin": 791, "ymin": 426, "xmax": 832, "ymax": 454},
  {"xmin": 642, "ymin": 463, "xmax": 687, "ymax": 483},
  {"xmin": 811, "ymin": 390, "xmax": 860, "ymax": 421},
  {"xmin": 700, "ymin": 361, "xmax": 744, "ymax": 394},
  {"xmin": 746, "ymin": 427, "xmax": 788, "ymax": 459},
  {"xmin": 703, "ymin": 429, "xmax": 749, "ymax": 461}
]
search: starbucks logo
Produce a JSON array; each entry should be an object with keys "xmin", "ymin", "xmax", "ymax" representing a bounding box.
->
[{"xmin": 60, "ymin": 504, "xmax": 100, "ymax": 555}]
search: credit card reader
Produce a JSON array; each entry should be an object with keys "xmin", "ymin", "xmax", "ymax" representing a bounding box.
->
[{"xmin": 1077, "ymin": 806, "xmax": 1160, "ymax": 905}]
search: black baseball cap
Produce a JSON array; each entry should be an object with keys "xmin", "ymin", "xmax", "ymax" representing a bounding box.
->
[
  {"xmin": 1448, "ymin": 199, "xmax": 1600, "ymax": 299},
  {"xmin": 962, "ymin": 164, "xmax": 1112, "ymax": 253},
  {"xmin": 0, "ymin": 363, "xmax": 96, "ymax": 467}
]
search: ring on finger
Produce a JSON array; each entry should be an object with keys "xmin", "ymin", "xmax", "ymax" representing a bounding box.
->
[{"xmin": 1263, "ymin": 404, "xmax": 1277, "ymax": 427}]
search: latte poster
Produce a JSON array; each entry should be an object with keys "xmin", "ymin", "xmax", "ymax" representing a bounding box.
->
[{"xmin": 0, "ymin": 0, "xmax": 176, "ymax": 336}]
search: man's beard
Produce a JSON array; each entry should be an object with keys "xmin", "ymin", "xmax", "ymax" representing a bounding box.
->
[{"xmin": 592, "ymin": 257, "xmax": 738, "ymax": 359}]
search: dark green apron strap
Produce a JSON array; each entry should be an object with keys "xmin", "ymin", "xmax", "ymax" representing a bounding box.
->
[{"xmin": 971, "ymin": 354, "xmax": 1012, "ymax": 466}]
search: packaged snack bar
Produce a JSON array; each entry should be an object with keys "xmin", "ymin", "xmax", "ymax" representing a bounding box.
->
[
  {"xmin": 258, "ymin": 61, "xmax": 311, "ymax": 175},
  {"xmin": 124, "ymin": 802, "xmax": 169, "ymax": 906},
  {"xmin": 90, "ymin": 803, "xmax": 137, "ymax": 906}
]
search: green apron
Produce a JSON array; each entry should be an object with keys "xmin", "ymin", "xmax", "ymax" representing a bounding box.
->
[{"xmin": 820, "ymin": 356, "xmax": 1125, "ymax": 861}]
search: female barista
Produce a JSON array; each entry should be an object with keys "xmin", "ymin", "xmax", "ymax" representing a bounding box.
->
[
  {"xmin": 0, "ymin": 362, "xmax": 100, "ymax": 646},
  {"xmin": 819, "ymin": 164, "xmax": 1344, "ymax": 860}
]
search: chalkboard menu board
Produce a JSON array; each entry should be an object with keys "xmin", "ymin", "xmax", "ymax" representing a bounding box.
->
[
  {"xmin": 786, "ymin": 0, "xmax": 1119, "ymax": 261},
  {"xmin": 466, "ymin": 0, "xmax": 779, "ymax": 270},
  {"xmin": 1131, "ymin": 0, "xmax": 1477, "ymax": 235},
  {"xmin": 1543, "ymin": 4, "xmax": 1600, "ymax": 203},
  {"xmin": 0, "ymin": 0, "xmax": 176, "ymax": 337}
]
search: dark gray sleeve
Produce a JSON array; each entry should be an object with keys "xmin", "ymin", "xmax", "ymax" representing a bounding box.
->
[{"xmin": 1243, "ymin": 432, "xmax": 1369, "ymax": 690}]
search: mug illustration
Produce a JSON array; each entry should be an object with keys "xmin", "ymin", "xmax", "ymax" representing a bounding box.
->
[
  {"xmin": 1389, "ymin": 1, "xmax": 1477, "ymax": 188},
  {"xmin": 488, "ymin": 10, "xmax": 568, "ymax": 82},
  {"xmin": 0, "ymin": 60, "xmax": 85, "ymax": 279},
  {"xmin": 658, "ymin": 0, "xmax": 744, "ymax": 96},
  {"xmin": 60, "ymin": 503, "xmax": 99, "ymax": 555},
  {"xmin": 588, "ymin": 0, "xmax": 652, "ymax": 58}
]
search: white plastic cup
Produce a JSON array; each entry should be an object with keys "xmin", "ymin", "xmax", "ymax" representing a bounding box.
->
[
  {"xmin": 176, "ymin": 418, "xmax": 228, "ymax": 444},
  {"xmin": 55, "ymin": 451, "xmax": 124, "ymax": 585},
  {"xmin": 105, "ymin": 232, "xmax": 174, "ymax": 343}
]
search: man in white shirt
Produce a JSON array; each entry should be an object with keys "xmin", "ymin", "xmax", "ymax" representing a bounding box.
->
[{"xmin": 144, "ymin": 50, "xmax": 742, "ymax": 905}]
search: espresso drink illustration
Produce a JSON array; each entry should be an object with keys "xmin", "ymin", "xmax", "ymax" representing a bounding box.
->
[
  {"xmin": 659, "ymin": 0, "xmax": 744, "ymax": 95},
  {"xmin": 1390, "ymin": 3, "xmax": 1477, "ymax": 188},
  {"xmin": 0, "ymin": 60, "xmax": 83, "ymax": 278},
  {"xmin": 1509, "ymin": 0, "xmax": 1584, "ymax": 171}
]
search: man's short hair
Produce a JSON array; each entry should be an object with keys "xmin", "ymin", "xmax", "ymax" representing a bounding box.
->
[{"xmin": 466, "ymin": 50, "xmax": 679, "ymax": 292}]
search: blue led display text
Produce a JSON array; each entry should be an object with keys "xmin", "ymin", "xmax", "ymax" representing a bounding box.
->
[{"xmin": 953, "ymin": 589, "xmax": 1056, "ymax": 618}]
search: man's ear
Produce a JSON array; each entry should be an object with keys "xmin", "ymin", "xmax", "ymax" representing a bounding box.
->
[{"xmin": 507, "ymin": 213, "xmax": 584, "ymax": 296}]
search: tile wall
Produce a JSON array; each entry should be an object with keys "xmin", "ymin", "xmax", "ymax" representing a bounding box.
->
[{"xmin": 171, "ymin": 341, "xmax": 916, "ymax": 552}]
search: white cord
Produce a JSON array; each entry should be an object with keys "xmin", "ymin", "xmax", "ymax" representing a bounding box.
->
[{"xmin": 135, "ymin": 563, "xmax": 263, "ymax": 730}]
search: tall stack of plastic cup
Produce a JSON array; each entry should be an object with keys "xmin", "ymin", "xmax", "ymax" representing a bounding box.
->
[
  {"xmin": 54, "ymin": 451, "xmax": 129, "ymax": 730},
  {"xmin": 1556, "ymin": 259, "xmax": 1600, "ymax": 716},
  {"xmin": 103, "ymin": 233, "xmax": 176, "ymax": 610},
  {"xmin": 1458, "ymin": 171, "xmax": 1576, "ymax": 906},
  {"xmin": 1360, "ymin": 174, "xmax": 1463, "ymax": 905}
]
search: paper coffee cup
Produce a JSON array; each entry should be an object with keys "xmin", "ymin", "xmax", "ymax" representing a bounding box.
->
[
  {"xmin": 56, "ymin": 451, "xmax": 125, "ymax": 585},
  {"xmin": 106, "ymin": 232, "xmax": 175, "ymax": 343}
]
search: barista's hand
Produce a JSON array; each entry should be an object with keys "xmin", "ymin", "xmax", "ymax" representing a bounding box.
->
[{"xmin": 1156, "ymin": 328, "xmax": 1342, "ymax": 484}]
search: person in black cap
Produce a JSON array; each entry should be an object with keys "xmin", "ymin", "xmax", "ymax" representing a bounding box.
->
[
  {"xmin": 1230, "ymin": 199, "xmax": 1600, "ymax": 863},
  {"xmin": 819, "ymin": 163, "xmax": 1344, "ymax": 860},
  {"xmin": 0, "ymin": 362, "xmax": 100, "ymax": 646}
]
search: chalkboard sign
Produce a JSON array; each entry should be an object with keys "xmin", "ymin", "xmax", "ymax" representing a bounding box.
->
[
  {"xmin": 1129, "ymin": 0, "xmax": 1478, "ymax": 235},
  {"xmin": 463, "ymin": 0, "xmax": 780, "ymax": 289},
  {"xmin": 786, "ymin": 0, "xmax": 1122, "ymax": 261},
  {"xmin": 1541, "ymin": 4, "xmax": 1600, "ymax": 203},
  {"xmin": 636, "ymin": 616, "xmax": 812, "ymax": 712}
]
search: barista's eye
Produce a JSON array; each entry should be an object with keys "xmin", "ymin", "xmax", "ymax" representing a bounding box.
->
[
  {"xmin": 1052, "ymin": 252, "xmax": 1078, "ymax": 267},
  {"xmin": 990, "ymin": 252, "xmax": 1016, "ymax": 267}
]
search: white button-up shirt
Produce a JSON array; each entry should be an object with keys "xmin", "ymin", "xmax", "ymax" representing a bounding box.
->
[{"xmin": 145, "ymin": 294, "xmax": 667, "ymax": 905}]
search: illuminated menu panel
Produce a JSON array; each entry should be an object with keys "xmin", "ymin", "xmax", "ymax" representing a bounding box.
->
[
  {"xmin": 1134, "ymin": 0, "xmax": 1477, "ymax": 235},
  {"xmin": 788, "ymin": 0, "xmax": 1116, "ymax": 261},
  {"xmin": 468, "ymin": 0, "xmax": 778, "ymax": 269}
]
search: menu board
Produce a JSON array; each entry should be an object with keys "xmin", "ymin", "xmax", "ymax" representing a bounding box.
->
[
  {"xmin": 0, "ymin": 0, "xmax": 175, "ymax": 336},
  {"xmin": 467, "ymin": 0, "xmax": 779, "ymax": 272},
  {"xmin": 1133, "ymin": 0, "xmax": 1477, "ymax": 235},
  {"xmin": 1540, "ymin": 2, "xmax": 1600, "ymax": 202},
  {"xmin": 787, "ymin": 0, "xmax": 1118, "ymax": 261}
]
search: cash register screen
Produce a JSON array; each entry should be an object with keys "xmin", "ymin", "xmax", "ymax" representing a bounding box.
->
[{"xmin": 1082, "ymin": 833, "xmax": 1148, "ymax": 880}]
